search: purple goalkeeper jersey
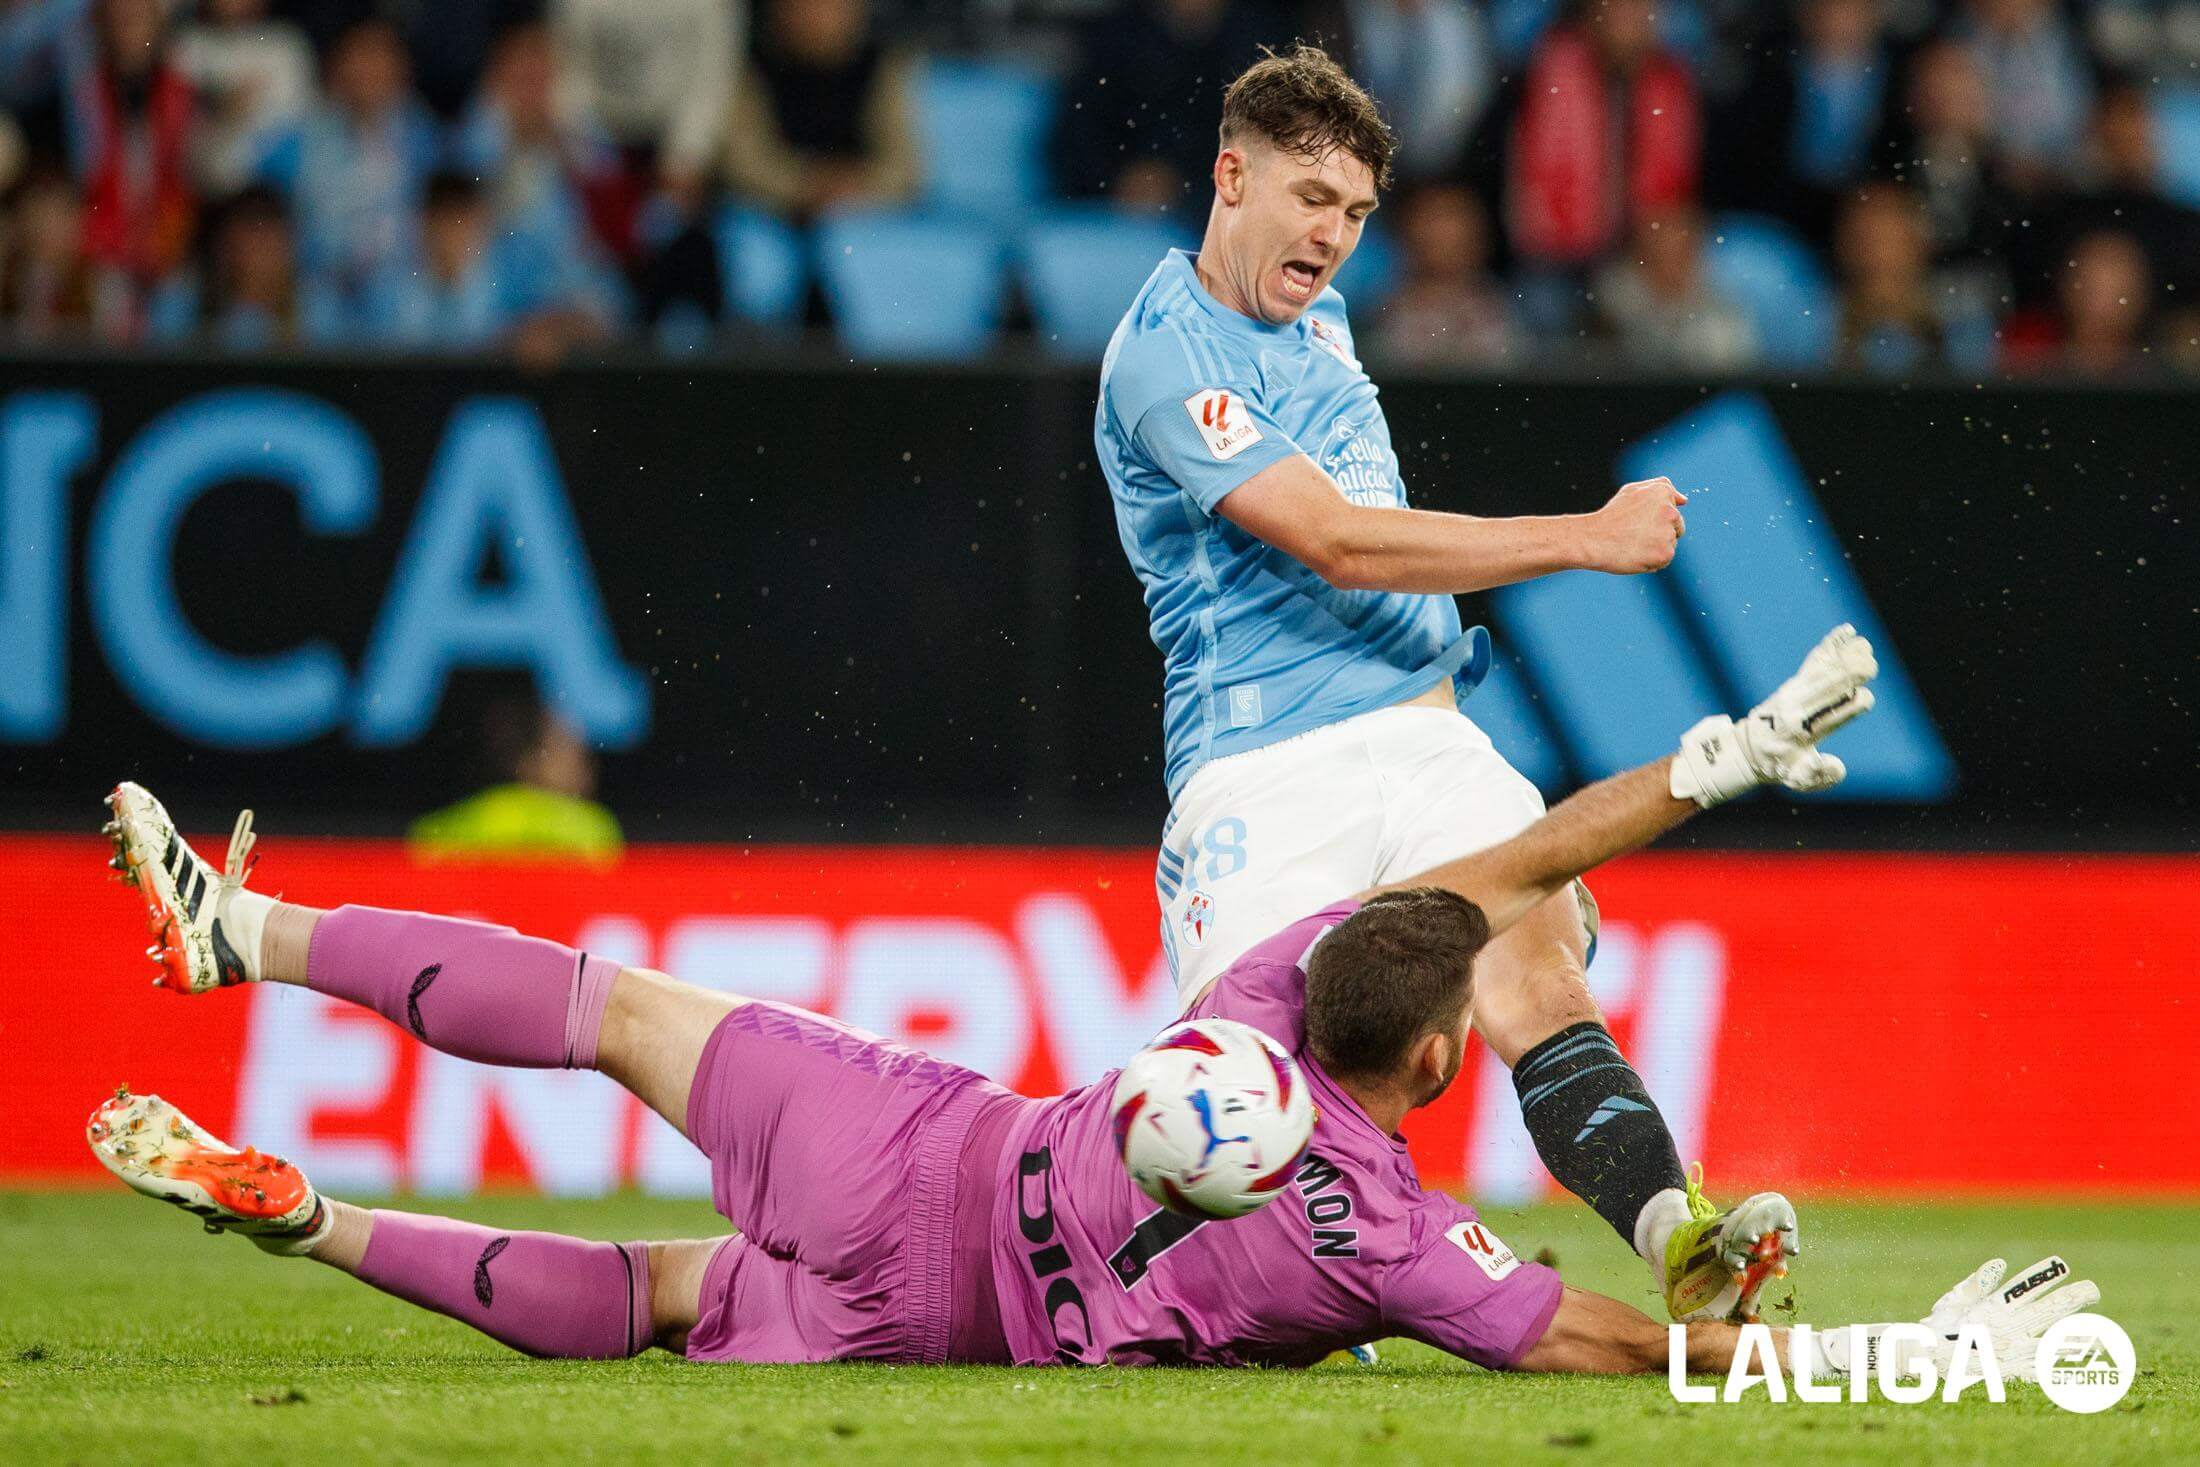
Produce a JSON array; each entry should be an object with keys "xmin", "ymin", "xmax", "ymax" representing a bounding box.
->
[{"xmin": 979, "ymin": 901, "xmax": 1565, "ymax": 1368}]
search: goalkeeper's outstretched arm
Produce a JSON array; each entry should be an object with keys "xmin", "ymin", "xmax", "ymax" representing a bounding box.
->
[
  {"xmin": 1375, "ymin": 760, "xmax": 1694, "ymax": 937},
  {"xmin": 1515, "ymin": 1285, "xmax": 1758, "ymax": 1374},
  {"xmin": 1511, "ymin": 1256, "xmax": 2102, "ymax": 1380},
  {"xmin": 1366, "ymin": 624, "xmax": 1879, "ymax": 934}
]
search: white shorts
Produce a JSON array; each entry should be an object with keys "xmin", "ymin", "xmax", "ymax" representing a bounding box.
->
[{"xmin": 1156, "ymin": 703, "xmax": 1551, "ymax": 1002}]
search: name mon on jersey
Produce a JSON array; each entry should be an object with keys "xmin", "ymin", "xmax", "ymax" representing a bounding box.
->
[{"xmin": 1296, "ymin": 1152, "xmax": 1361, "ymax": 1258}]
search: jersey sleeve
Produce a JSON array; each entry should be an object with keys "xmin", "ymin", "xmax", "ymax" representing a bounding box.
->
[
  {"xmin": 1106, "ymin": 331, "xmax": 1302, "ymax": 514},
  {"xmin": 1379, "ymin": 1195, "xmax": 1565, "ymax": 1370},
  {"xmin": 1183, "ymin": 901, "xmax": 1359, "ymax": 1054}
]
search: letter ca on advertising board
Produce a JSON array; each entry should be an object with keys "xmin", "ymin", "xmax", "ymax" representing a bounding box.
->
[{"xmin": 0, "ymin": 389, "xmax": 647, "ymax": 749}]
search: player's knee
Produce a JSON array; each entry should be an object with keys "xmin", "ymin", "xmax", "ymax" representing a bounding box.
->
[
  {"xmin": 614, "ymin": 964, "xmax": 715, "ymax": 1005},
  {"xmin": 604, "ymin": 967, "xmax": 745, "ymax": 1048},
  {"xmin": 1475, "ymin": 980, "xmax": 1602, "ymax": 1065},
  {"xmin": 643, "ymin": 1238, "xmax": 722, "ymax": 1354},
  {"xmin": 623, "ymin": 964, "xmax": 758, "ymax": 1012},
  {"xmin": 1471, "ymin": 914, "xmax": 1601, "ymax": 1065}
]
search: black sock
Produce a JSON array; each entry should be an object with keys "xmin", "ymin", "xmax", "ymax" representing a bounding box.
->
[{"xmin": 1511, "ymin": 1021, "xmax": 1687, "ymax": 1248}]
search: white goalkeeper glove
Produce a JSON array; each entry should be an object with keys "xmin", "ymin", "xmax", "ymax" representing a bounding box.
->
[
  {"xmin": 1790, "ymin": 1255, "xmax": 2102, "ymax": 1382},
  {"xmin": 1670, "ymin": 624, "xmax": 1879, "ymax": 808},
  {"xmin": 1919, "ymin": 1255, "xmax": 2101, "ymax": 1381}
]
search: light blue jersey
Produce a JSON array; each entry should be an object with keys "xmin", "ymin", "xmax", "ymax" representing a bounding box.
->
[{"xmin": 1097, "ymin": 249, "xmax": 1491, "ymax": 797}]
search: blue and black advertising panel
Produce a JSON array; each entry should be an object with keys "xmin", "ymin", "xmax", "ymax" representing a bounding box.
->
[{"xmin": 1, "ymin": 358, "xmax": 2188, "ymax": 846}]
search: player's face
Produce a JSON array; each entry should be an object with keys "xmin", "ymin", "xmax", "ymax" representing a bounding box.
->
[{"xmin": 1217, "ymin": 138, "xmax": 1377, "ymax": 324}]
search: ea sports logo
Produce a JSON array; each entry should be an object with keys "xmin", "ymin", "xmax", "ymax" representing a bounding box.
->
[{"xmin": 2035, "ymin": 1313, "xmax": 2136, "ymax": 1414}]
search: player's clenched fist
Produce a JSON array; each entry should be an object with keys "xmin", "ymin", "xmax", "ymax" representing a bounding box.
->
[{"xmin": 1585, "ymin": 477, "xmax": 1687, "ymax": 574}]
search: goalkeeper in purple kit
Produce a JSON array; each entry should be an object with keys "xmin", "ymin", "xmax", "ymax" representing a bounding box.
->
[{"xmin": 85, "ymin": 627, "xmax": 2098, "ymax": 1378}]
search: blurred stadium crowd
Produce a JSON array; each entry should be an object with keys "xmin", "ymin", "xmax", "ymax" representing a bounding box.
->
[{"xmin": 1, "ymin": 0, "xmax": 2197, "ymax": 371}]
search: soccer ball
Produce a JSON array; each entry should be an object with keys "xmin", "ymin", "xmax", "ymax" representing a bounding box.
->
[{"xmin": 1109, "ymin": 1018, "xmax": 1315, "ymax": 1220}]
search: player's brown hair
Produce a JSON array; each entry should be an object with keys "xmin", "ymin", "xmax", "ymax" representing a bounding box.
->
[
  {"xmin": 1303, "ymin": 887, "xmax": 1489, "ymax": 1081},
  {"xmin": 1220, "ymin": 43, "xmax": 1395, "ymax": 192}
]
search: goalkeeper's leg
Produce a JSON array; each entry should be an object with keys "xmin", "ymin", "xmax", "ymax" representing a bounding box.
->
[
  {"xmin": 302, "ymin": 1200, "xmax": 724, "ymax": 1358},
  {"xmin": 106, "ymin": 779, "xmax": 740, "ymax": 1138},
  {"xmin": 99, "ymin": 785, "xmax": 1024, "ymax": 1361},
  {"xmin": 244, "ymin": 905, "xmax": 1025, "ymax": 1362},
  {"xmin": 88, "ymin": 1087, "xmax": 722, "ymax": 1356},
  {"xmin": 250, "ymin": 900, "xmax": 738, "ymax": 1141}
]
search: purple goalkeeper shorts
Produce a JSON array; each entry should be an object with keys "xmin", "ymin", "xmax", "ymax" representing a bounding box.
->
[{"xmin": 680, "ymin": 1001, "xmax": 1028, "ymax": 1365}]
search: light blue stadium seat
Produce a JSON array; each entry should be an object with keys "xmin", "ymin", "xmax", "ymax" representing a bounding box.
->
[
  {"xmin": 1492, "ymin": 0, "xmax": 1562, "ymax": 61},
  {"xmin": 1492, "ymin": 0, "xmax": 1703, "ymax": 64},
  {"xmin": 1653, "ymin": 0, "xmax": 1708, "ymax": 72},
  {"xmin": 2154, "ymin": 84, "xmax": 2200, "ymax": 209},
  {"xmin": 916, "ymin": 59, "xmax": 1057, "ymax": 220},
  {"xmin": 1703, "ymin": 212, "xmax": 1837, "ymax": 368},
  {"xmin": 716, "ymin": 206, "xmax": 808, "ymax": 324},
  {"xmin": 814, "ymin": 210, "xmax": 1006, "ymax": 359},
  {"xmin": 1021, "ymin": 208, "xmax": 1186, "ymax": 357}
]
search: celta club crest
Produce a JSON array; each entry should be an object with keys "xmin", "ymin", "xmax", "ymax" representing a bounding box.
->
[
  {"xmin": 1308, "ymin": 316, "xmax": 1359, "ymax": 368},
  {"xmin": 1179, "ymin": 889, "xmax": 1215, "ymax": 948}
]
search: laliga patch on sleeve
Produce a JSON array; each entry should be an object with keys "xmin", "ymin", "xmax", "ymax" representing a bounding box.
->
[
  {"xmin": 1446, "ymin": 1220, "xmax": 1522, "ymax": 1281},
  {"xmin": 1184, "ymin": 389, "xmax": 1264, "ymax": 461}
]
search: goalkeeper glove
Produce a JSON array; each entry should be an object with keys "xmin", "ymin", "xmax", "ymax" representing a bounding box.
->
[
  {"xmin": 1789, "ymin": 1256, "xmax": 2102, "ymax": 1382},
  {"xmin": 1919, "ymin": 1255, "xmax": 2101, "ymax": 1381},
  {"xmin": 1671, "ymin": 624, "xmax": 1878, "ymax": 808}
]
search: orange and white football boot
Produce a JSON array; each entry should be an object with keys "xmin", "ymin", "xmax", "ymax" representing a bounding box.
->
[
  {"xmin": 86, "ymin": 1087, "xmax": 330, "ymax": 1255},
  {"xmin": 103, "ymin": 781, "xmax": 266, "ymax": 993}
]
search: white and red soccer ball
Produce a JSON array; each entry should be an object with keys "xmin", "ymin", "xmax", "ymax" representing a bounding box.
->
[{"xmin": 1109, "ymin": 1018, "xmax": 1315, "ymax": 1220}]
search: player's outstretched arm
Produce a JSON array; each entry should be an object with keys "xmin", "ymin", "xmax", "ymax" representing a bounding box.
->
[
  {"xmin": 1511, "ymin": 1255, "xmax": 2101, "ymax": 1378},
  {"xmin": 1368, "ymin": 625, "xmax": 1878, "ymax": 934},
  {"xmin": 1216, "ymin": 455, "xmax": 1686, "ymax": 593},
  {"xmin": 1514, "ymin": 1285, "xmax": 1734, "ymax": 1373}
]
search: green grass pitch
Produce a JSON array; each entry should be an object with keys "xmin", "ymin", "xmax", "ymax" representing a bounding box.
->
[{"xmin": 1, "ymin": 1191, "xmax": 2191, "ymax": 1464}]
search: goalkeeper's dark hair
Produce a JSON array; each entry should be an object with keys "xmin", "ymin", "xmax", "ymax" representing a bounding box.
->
[
  {"xmin": 1303, "ymin": 887, "xmax": 1489, "ymax": 1081},
  {"xmin": 1220, "ymin": 43, "xmax": 1395, "ymax": 191}
]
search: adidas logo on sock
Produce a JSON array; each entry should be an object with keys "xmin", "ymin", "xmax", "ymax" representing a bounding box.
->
[{"xmin": 1573, "ymin": 1094, "xmax": 1652, "ymax": 1145}]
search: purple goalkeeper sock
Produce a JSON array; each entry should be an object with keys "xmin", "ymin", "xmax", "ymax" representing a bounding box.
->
[
  {"xmin": 305, "ymin": 906, "xmax": 618, "ymax": 1069},
  {"xmin": 356, "ymin": 1211, "xmax": 653, "ymax": 1358}
]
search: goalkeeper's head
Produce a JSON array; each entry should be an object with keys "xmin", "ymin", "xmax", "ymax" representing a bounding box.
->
[
  {"xmin": 1303, "ymin": 887, "xmax": 1488, "ymax": 1112},
  {"xmin": 1203, "ymin": 43, "xmax": 1395, "ymax": 326}
]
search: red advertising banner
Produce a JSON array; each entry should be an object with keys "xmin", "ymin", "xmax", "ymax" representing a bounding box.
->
[{"xmin": 6, "ymin": 837, "xmax": 2194, "ymax": 1195}]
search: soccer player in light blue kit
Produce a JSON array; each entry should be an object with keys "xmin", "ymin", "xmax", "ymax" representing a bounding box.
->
[{"xmin": 1095, "ymin": 44, "xmax": 1770, "ymax": 1321}]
